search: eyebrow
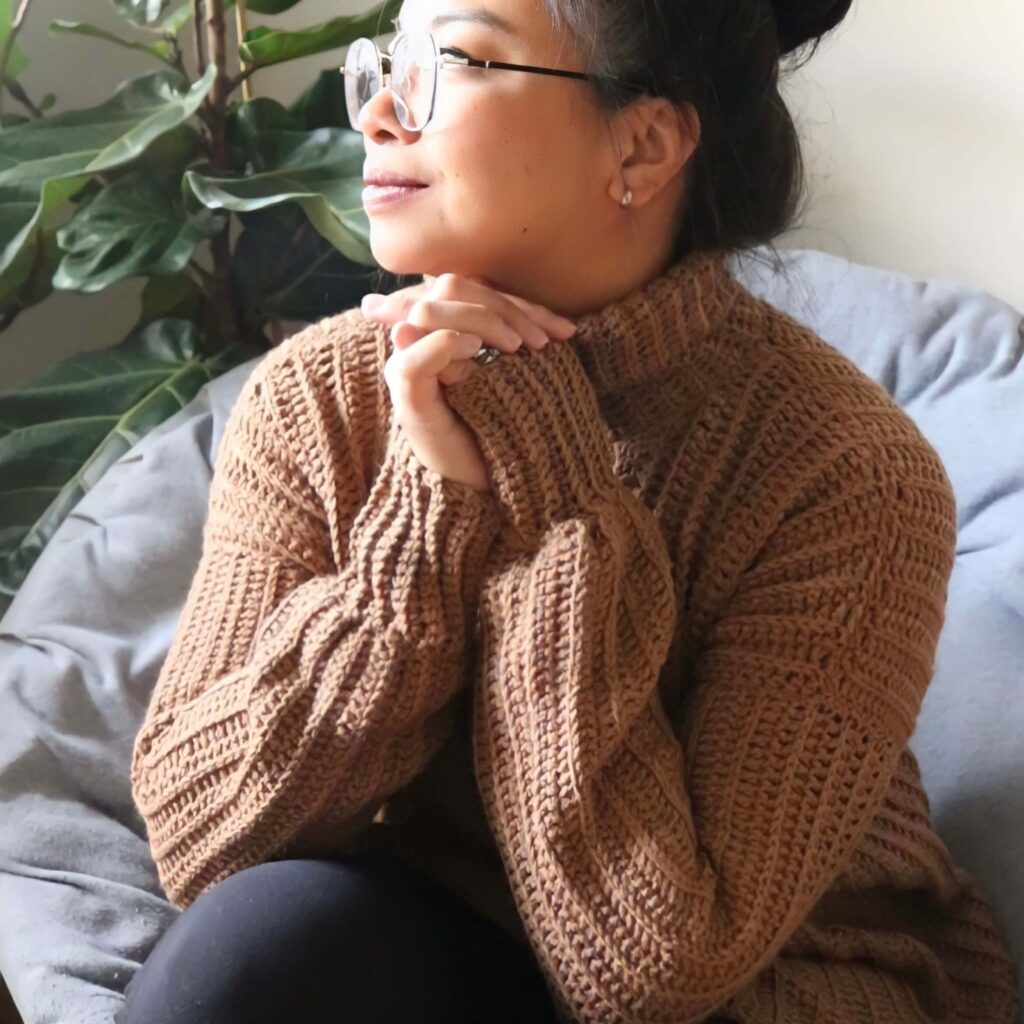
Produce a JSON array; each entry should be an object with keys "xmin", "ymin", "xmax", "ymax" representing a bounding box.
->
[{"xmin": 394, "ymin": 9, "xmax": 518, "ymax": 36}]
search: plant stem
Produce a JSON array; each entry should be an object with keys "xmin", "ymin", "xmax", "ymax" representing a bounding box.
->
[
  {"xmin": 225, "ymin": 64, "xmax": 258, "ymax": 95},
  {"xmin": 199, "ymin": 0, "xmax": 240, "ymax": 349},
  {"xmin": 192, "ymin": 0, "xmax": 207, "ymax": 75},
  {"xmin": 187, "ymin": 258, "xmax": 215, "ymax": 285},
  {"xmin": 0, "ymin": 0, "xmax": 33, "ymax": 125},
  {"xmin": 168, "ymin": 37, "xmax": 188, "ymax": 79},
  {"xmin": 233, "ymin": 0, "xmax": 253, "ymax": 102},
  {"xmin": 1, "ymin": 75, "xmax": 42, "ymax": 117},
  {"xmin": 205, "ymin": 0, "xmax": 229, "ymax": 170}
]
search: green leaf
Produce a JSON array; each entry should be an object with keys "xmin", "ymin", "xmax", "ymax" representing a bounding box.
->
[
  {"xmin": 238, "ymin": 0, "xmax": 401, "ymax": 69},
  {"xmin": 132, "ymin": 121, "xmax": 202, "ymax": 171},
  {"xmin": 0, "ymin": 0, "xmax": 30, "ymax": 80},
  {"xmin": 289, "ymin": 67, "xmax": 351, "ymax": 131},
  {"xmin": 133, "ymin": 0, "xmax": 235, "ymax": 36},
  {"xmin": 53, "ymin": 168, "xmax": 226, "ymax": 292},
  {"xmin": 138, "ymin": 269, "xmax": 202, "ymax": 325},
  {"xmin": 185, "ymin": 99, "xmax": 371, "ymax": 264},
  {"xmin": 0, "ymin": 222, "xmax": 62, "ymax": 321},
  {"xmin": 226, "ymin": 95, "xmax": 301, "ymax": 172},
  {"xmin": 0, "ymin": 65, "xmax": 216, "ymax": 287},
  {"xmin": 158, "ymin": 2, "xmax": 193, "ymax": 36},
  {"xmin": 49, "ymin": 18, "xmax": 174, "ymax": 65},
  {"xmin": 246, "ymin": 0, "xmax": 309, "ymax": 13},
  {"xmin": 0, "ymin": 317, "xmax": 262, "ymax": 600},
  {"xmin": 234, "ymin": 202, "xmax": 377, "ymax": 323},
  {"xmin": 109, "ymin": 0, "xmax": 175, "ymax": 28}
]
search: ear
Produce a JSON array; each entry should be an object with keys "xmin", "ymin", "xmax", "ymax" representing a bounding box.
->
[{"xmin": 613, "ymin": 98, "xmax": 700, "ymax": 207}]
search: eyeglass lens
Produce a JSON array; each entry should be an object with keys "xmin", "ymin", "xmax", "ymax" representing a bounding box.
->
[{"xmin": 344, "ymin": 34, "xmax": 436, "ymax": 132}]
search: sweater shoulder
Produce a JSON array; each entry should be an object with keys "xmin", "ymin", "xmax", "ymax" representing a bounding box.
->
[
  {"xmin": 690, "ymin": 291, "xmax": 959, "ymax": 572},
  {"xmin": 761, "ymin": 294, "xmax": 958, "ymax": 536},
  {"xmin": 261, "ymin": 305, "xmax": 387, "ymax": 399},
  {"xmin": 730, "ymin": 291, "xmax": 955, "ymax": 499},
  {"xmin": 250, "ymin": 306, "xmax": 392, "ymax": 487}
]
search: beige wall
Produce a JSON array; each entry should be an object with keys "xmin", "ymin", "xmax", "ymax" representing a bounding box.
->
[
  {"xmin": 2, "ymin": 0, "xmax": 1021, "ymax": 389},
  {"xmin": 779, "ymin": 0, "xmax": 1023, "ymax": 310}
]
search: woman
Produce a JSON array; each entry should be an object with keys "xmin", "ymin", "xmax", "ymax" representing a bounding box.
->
[{"xmin": 120, "ymin": 0, "xmax": 1021, "ymax": 1022}]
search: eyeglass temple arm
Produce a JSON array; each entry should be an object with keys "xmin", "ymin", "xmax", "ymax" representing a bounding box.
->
[{"xmin": 444, "ymin": 54, "xmax": 647, "ymax": 91}]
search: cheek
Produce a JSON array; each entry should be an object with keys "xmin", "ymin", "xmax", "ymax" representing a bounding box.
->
[{"xmin": 444, "ymin": 97, "xmax": 574, "ymax": 200}]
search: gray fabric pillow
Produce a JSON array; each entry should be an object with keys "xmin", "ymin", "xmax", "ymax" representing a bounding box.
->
[
  {"xmin": 0, "ymin": 357, "xmax": 259, "ymax": 1024},
  {"xmin": 0, "ymin": 247, "xmax": 1021, "ymax": 1023}
]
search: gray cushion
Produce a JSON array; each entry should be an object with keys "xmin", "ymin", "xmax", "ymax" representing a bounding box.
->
[
  {"xmin": 0, "ymin": 358, "xmax": 260, "ymax": 1024},
  {"xmin": 1, "ymin": 247, "xmax": 1021, "ymax": 1023}
]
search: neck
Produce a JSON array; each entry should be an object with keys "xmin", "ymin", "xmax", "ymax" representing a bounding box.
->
[
  {"xmin": 479, "ymin": 230, "xmax": 681, "ymax": 322},
  {"xmin": 565, "ymin": 247, "xmax": 745, "ymax": 400}
]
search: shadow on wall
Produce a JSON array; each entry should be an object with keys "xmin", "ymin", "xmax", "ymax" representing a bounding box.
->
[{"xmin": 827, "ymin": 82, "xmax": 1024, "ymax": 303}]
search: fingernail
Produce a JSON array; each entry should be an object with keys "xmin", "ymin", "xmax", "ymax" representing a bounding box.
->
[
  {"xmin": 527, "ymin": 328, "xmax": 547, "ymax": 349},
  {"xmin": 362, "ymin": 294, "xmax": 384, "ymax": 315},
  {"xmin": 558, "ymin": 319, "xmax": 578, "ymax": 336}
]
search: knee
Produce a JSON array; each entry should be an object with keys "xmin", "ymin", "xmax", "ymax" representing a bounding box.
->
[{"xmin": 119, "ymin": 856, "xmax": 388, "ymax": 1024}]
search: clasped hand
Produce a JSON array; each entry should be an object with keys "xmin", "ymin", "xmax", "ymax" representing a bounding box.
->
[{"xmin": 360, "ymin": 273, "xmax": 578, "ymax": 494}]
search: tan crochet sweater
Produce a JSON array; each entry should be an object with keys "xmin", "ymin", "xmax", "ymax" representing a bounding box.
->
[{"xmin": 131, "ymin": 249, "xmax": 1020, "ymax": 1024}]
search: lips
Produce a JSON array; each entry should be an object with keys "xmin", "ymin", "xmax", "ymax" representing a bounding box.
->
[{"xmin": 363, "ymin": 170, "xmax": 427, "ymax": 187}]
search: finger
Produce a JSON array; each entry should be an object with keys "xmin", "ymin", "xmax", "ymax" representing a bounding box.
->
[
  {"xmin": 370, "ymin": 276, "xmax": 567, "ymax": 349},
  {"xmin": 436, "ymin": 356, "xmax": 478, "ymax": 387},
  {"xmin": 391, "ymin": 320, "xmax": 427, "ymax": 350},
  {"xmin": 361, "ymin": 280, "xmax": 429, "ymax": 322},
  {"xmin": 432, "ymin": 280, "xmax": 551, "ymax": 350},
  {"xmin": 389, "ymin": 329, "xmax": 483, "ymax": 410},
  {"xmin": 465, "ymin": 275, "xmax": 578, "ymax": 340},
  {"xmin": 403, "ymin": 300, "xmax": 526, "ymax": 356}
]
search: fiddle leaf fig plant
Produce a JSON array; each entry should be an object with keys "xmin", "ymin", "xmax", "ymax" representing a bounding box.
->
[{"xmin": 0, "ymin": 0, "xmax": 402, "ymax": 615}]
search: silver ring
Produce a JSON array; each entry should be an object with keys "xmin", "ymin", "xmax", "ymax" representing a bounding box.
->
[{"xmin": 473, "ymin": 344, "xmax": 502, "ymax": 365}]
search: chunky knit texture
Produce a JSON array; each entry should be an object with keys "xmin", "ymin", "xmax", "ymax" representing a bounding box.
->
[{"xmin": 131, "ymin": 249, "xmax": 1020, "ymax": 1024}]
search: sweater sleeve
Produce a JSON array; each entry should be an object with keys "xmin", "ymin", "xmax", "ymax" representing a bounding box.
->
[
  {"xmin": 130, "ymin": 336, "xmax": 505, "ymax": 910},
  {"xmin": 443, "ymin": 345, "xmax": 958, "ymax": 1024}
]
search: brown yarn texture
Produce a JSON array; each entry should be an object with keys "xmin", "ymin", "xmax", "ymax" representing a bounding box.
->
[{"xmin": 131, "ymin": 249, "xmax": 1020, "ymax": 1024}]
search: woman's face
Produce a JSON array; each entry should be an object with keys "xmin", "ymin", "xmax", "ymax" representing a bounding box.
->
[{"xmin": 358, "ymin": 0, "xmax": 693, "ymax": 316}]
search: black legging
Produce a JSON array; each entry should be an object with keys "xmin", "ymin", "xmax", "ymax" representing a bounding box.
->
[{"xmin": 116, "ymin": 850, "xmax": 560, "ymax": 1024}]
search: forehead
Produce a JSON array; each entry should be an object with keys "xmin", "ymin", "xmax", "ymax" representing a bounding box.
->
[
  {"xmin": 395, "ymin": 0, "xmax": 530, "ymax": 38},
  {"xmin": 394, "ymin": 0, "xmax": 577, "ymax": 65}
]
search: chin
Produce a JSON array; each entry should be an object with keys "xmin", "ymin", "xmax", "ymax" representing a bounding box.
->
[
  {"xmin": 367, "ymin": 245, "xmax": 429, "ymax": 278},
  {"xmin": 368, "ymin": 231, "xmax": 488, "ymax": 283},
  {"xmin": 368, "ymin": 248, "xmax": 462, "ymax": 282}
]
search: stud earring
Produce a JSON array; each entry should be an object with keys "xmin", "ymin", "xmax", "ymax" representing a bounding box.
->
[{"xmin": 620, "ymin": 189, "xmax": 633, "ymax": 208}]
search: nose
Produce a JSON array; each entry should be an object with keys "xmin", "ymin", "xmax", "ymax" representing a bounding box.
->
[{"xmin": 357, "ymin": 84, "xmax": 420, "ymax": 143}]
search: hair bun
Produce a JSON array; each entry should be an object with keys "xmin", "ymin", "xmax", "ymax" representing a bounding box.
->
[{"xmin": 770, "ymin": 0, "xmax": 854, "ymax": 55}]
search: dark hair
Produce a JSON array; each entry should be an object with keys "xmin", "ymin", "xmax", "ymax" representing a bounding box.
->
[
  {"xmin": 540, "ymin": 0, "xmax": 855, "ymax": 271},
  {"xmin": 368, "ymin": 0, "xmax": 854, "ymax": 296}
]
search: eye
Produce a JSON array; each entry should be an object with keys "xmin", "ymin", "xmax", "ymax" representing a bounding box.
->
[{"xmin": 440, "ymin": 46, "xmax": 472, "ymax": 60}]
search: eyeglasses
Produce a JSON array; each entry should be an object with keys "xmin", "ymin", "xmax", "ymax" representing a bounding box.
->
[{"xmin": 341, "ymin": 31, "xmax": 648, "ymax": 134}]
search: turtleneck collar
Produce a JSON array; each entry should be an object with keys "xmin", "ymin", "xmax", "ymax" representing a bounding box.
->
[{"xmin": 568, "ymin": 247, "xmax": 745, "ymax": 398}]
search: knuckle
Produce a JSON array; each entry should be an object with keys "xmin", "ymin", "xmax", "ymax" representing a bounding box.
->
[
  {"xmin": 409, "ymin": 297, "xmax": 437, "ymax": 322},
  {"xmin": 434, "ymin": 273, "xmax": 461, "ymax": 297}
]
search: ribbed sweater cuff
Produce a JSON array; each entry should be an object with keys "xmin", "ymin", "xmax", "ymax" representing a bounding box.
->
[
  {"xmin": 351, "ymin": 423, "xmax": 506, "ymax": 632},
  {"xmin": 130, "ymin": 424, "xmax": 506, "ymax": 905},
  {"xmin": 443, "ymin": 343, "xmax": 618, "ymax": 549}
]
